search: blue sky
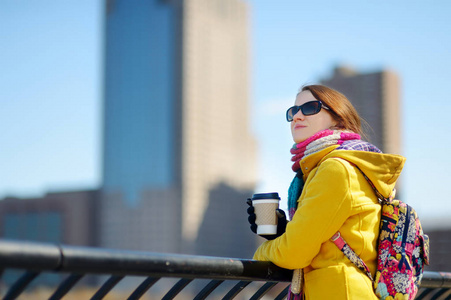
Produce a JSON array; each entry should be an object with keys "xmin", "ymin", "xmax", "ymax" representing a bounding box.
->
[{"xmin": 1, "ymin": 1, "xmax": 450, "ymax": 228}]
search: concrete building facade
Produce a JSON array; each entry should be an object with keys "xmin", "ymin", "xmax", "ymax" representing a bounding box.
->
[
  {"xmin": 0, "ymin": 189, "xmax": 99, "ymax": 246},
  {"xmin": 321, "ymin": 66, "xmax": 401, "ymax": 156}
]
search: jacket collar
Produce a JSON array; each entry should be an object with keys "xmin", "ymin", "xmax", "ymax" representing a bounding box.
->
[{"xmin": 299, "ymin": 145, "xmax": 340, "ymax": 178}]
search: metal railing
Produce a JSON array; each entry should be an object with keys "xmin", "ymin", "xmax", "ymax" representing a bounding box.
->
[{"xmin": 0, "ymin": 239, "xmax": 450, "ymax": 299}]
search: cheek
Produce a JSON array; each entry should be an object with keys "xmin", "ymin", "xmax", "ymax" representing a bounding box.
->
[{"xmin": 319, "ymin": 114, "xmax": 336, "ymax": 129}]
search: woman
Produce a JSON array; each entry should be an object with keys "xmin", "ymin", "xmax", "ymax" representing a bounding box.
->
[{"xmin": 248, "ymin": 84, "xmax": 405, "ymax": 299}]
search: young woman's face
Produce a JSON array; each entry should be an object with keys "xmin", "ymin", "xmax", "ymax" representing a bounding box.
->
[{"xmin": 290, "ymin": 90, "xmax": 337, "ymax": 143}]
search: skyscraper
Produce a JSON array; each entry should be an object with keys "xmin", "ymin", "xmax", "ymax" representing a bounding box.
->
[
  {"xmin": 321, "ymin": 66, "xmax": 401, "ymax": 156},
  {"xmin": 101, "ymin": 0, "xmax": 257, "ymax": 255}
]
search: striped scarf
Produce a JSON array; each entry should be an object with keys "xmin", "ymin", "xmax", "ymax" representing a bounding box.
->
[{"xmin": 287, "ymin": 129, "xmax": 361, "ymax": 220}]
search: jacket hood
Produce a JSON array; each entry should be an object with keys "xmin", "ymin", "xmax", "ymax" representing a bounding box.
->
[{"xmin": 322, "ymin": 149, "xmax": 406, "ymax": 199}]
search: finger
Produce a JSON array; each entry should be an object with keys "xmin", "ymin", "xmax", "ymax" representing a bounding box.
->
[
  {"xmin": 276, "ymin": 209, "xmax": 286, "ymax": 218},
  {"xmin": 247, "ymin": 206, "xmax": 254, "ymax": 214},
  {"xmin": 246, "ymin": 199, "xmax": 252, "ymax": 206},
  {"xmin": 260, "ymin": 234, "xmax": 276, "ymax": 241},
  {"xmin": 250, "ymin": 224, "xmax": 257, "ymax": 234},
  {"xmin": 248, "ymin": 214, "xmax": 256, "ymax": 224}
]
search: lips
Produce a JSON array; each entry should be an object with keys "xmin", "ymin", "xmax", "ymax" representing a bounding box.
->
[{"xmin": 294, "ymin": 123, "xmax": 307, "ymax": 129}]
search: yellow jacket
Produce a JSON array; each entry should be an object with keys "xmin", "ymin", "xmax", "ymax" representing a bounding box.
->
[{"xmin": 253, "ymin": 145, "xmax": 406, "ymax": 299}]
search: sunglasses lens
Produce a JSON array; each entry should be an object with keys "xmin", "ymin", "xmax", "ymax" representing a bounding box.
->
[
  {"xmin": 302, "ymin": 101, "xmax": 321, "ymax": 116},
  {"xmin": 287, "ymin": 106, "xmax": 299, "ymax": 121}
]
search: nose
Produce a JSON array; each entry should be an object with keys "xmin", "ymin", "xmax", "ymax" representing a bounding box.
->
[{"xmin": 292, "ymin": 108, "xmax": 305, "ymax": 121}]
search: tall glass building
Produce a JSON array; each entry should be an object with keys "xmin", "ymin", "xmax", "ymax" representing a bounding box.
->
[
  {"xmin": 101, "ymin": 0, "xmax": 257, "ymax": 255},
  {"xmin": 103, "ymin": 0, "xmax": 178, "ymax": 206}
]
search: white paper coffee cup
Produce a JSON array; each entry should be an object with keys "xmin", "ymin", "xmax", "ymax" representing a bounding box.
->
[{"xmin": 251, "ymin": 192, "xmax": 280, "ymax": 235}]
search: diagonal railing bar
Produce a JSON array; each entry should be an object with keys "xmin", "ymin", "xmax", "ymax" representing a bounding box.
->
[
  {"xmin": 429, "ymin": 288, "xmax": 451, "ymax": 300},
  {"xmin": 0, "ymin": 239, "xmax": 450, "ymax": 299},
  {"xmin": 161, "ymin": 278, "xmax": 193, "ymax": 300},
  {"xmin": 49, "ymin": 273, "xmax": 84, "ymax": 300},
  {"xmin": 3, "ymin": 271, "xmax": 40, "ymax": 300},
  {"xmin": 127, "ymin": 277, "xmax": 160, "ymax": 300},
  {"xmin": 418, "ymin": 288, "xmax": 434, "ymax": 299},
  {"xmin": 90, "ymin": 275, "xmax": 124, "ymax": 300},
  {"xmin": 440, "ymin": 289, "xmax": 451, "ymax": 299},
  {"xmin": 275, "ymin": 285, "xmax": 290, "ymax": 300},
  {"xmin": 249, "ymin": 281, "xmax": 278, "ymax": 300},
  {"xmin": 416, "ymin": 288, "xmax": 433, "ymax": 299},
  {"xmin": 222, "ymin": 280, "xmax": 251, "ymax": 299},
  {"xmin": 193, "ymin": 279, "xmax": 224, "ymax": 300}
]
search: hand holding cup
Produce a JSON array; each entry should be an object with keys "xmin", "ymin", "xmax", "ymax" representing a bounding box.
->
[{"xmin": 247, "ymin": 192, "xmax": 287, "ymax": 240}]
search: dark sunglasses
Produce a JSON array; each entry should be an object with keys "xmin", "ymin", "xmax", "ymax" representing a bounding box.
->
[{"xmin": 286, "ymin": 100, "xmax": 331, "ymax": 122}]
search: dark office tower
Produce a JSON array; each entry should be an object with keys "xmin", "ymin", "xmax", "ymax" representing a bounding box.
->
[
  {"xmin": 321, "ymin": 66, "xmax": 401, "ymax": 155},
  {"xmin": 101, "ymin": 0, "xmax": 257, "ymax": 255}
]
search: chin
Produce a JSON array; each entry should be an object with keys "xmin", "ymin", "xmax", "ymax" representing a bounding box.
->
[
  {"xmin": 292, "ymin": 129, "xmax": 311, "ymax": 144},
  {"xmin": 293, "ymin": 136, "xmax": 308, "ymax": 144}
]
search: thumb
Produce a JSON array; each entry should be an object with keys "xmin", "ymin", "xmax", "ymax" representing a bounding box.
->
[{"xmin": 276, "ymin": 209, "xmax": 286, "ymax": 219}]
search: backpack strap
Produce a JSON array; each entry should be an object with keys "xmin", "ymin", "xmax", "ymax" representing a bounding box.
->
[
  {"xmin": 351, "ymin": 164, "xmax": 393, "ymax": 203},
  {"xmin": 338, "ymin": 158, "xmax": 391, "ymax": 203},
  {"xmin": 331, "ymin": 232, "xmax": 374, "ymax": 281}
]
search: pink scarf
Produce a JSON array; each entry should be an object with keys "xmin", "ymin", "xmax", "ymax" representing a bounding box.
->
[{"xmin": 291, "ymin": 129, "xmax": 360, "ymax": 172}]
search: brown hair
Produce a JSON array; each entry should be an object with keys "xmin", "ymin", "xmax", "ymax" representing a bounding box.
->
[{"xmin": 300, "ymin": 84, "xmax": 364, "ymax": 137}]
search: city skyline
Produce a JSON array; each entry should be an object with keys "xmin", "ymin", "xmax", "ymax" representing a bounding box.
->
[
  {"xmin": 100, "ymin": 0, "xmax": 257, "ymax": 255},
  {"xmin": 1, "ymin": 1, "xmax": 451, "ymax": 229}
]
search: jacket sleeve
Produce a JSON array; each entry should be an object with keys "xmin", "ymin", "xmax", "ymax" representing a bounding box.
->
[{"xmin": 253, "ymin": 158, "xmax": 353, "ymax": 269}]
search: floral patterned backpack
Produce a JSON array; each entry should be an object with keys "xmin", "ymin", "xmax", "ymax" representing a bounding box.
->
[{"xmin": 331, "ymin": 165, "xmax": 430, "ymax": 300}]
